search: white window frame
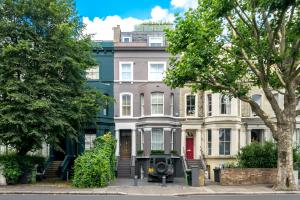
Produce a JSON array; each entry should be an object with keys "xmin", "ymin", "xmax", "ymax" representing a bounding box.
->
[
  {"xmin": 148, "ymin": 61, "xmax": 167, "ymax": 81},
  {"xmin": 122, "ymin": 36, "xmax": 132, "ymax": 43},
  {"xmin": 120, "ymin": 92, "xmax": 133, "ymax": 117},
  {"xmin": 185, "ymin": 93, "xmax": 198, "ymax": 117},
  {"xmin": 207, "ymin": 129, "xmax": 212, "ymax": 155},
  {"xmin": 219, "ymin": 128, "xmax": 231, "ymax": 155},
  {"xmin": 86, "ymin": 66, "xmax": 99, "ymax": 80},
  {"xmin": 220, "ymin": 95, "xmax": 231, "ymax": 115},
  {"xmin": 151, "ymin": 128, "xmax": 164, "ymax": 150},
  {"xmin": 85, "ymin": 134, "xmax": 96, "ymax": 150},
  {"xmin": 170, "ymin": 93, "xmax": 174, "ymax": 116},
  {"xmin": 148, "ymin": 36, "xmax": 164, "ymax": 47},
  {"xmin": 207, "ymin": 94, "xmax": 212, "ymax": 116},
  {"xmin": 251, "ymin": 94, "xmax": 262, "ymax": 116},
  {"xmin": 151, "ymin": 92, "xmax": 164, "ymax": 116},
  {"xmin": 119, "ymin": 61, "xmax": 133, "ymax": 82},
  {"xmin": 140, "ymin": 93, "xmax": 144, "ymax": 116},
  {"xmin": 171, "ymin": 129, "xmax": 174, "ymax": 151}
]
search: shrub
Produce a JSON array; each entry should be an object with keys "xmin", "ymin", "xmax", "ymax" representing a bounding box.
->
[
  {"xmin": 0, "ymin": 154, "xmax": 45, "ymax": 184},
  {"xmin": 237, "ymin": 141, "xmax": 277, "ymax": 168},
  {"xmin": 72, "ymin": 133, "xmax": 116, "ymax": 188},
  {"xmin": 150, "ymin": 150, "xmax": 165, "ymax": 155}
]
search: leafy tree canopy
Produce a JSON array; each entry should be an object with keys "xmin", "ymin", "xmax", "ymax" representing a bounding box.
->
[
  {"xmin": 0, "ymin": 0, "xmax": 105, "ymax": 155},
  {"xmin": 164, "ymin": 0, "xmax": 299, "ymax": 190}
]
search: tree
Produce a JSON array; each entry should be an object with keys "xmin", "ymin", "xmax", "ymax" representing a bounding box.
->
[
  {"xmin": 0, "ymin": 0, "xmax": 104, "ymax": 156},
  {"xmin": 164, "ymin": 0, "xmax": 299, "ymax": 190}
]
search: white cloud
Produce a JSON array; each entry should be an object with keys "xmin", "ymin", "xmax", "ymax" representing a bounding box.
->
[
  {"xmin": 83, "ymin": 0, "xmax": 198, "ymax": 41},
  {"xmin": 83, "ymin": 16, "xmax": 143, "ymax": 40},
  {"xmin": 171, "ymin": 0, "xmax": 198, "ymax": 10},
  {"xmin": 150, "ymin": 6, "xmax": 174, "ymax": 22},
  {"xmin": 83, "ymin": 6, "xmax": 174, "ymax": 40}
]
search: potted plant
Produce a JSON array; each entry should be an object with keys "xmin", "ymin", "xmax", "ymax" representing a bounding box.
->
[
  {"xmin": 150, "ymin": 150, "xmax": 164, "ymax": 155},
  {"xmin": 137, "ymin": 150, "xmax": 144, "ymax": 156},
  {"xmin": 170, "ymin": 150, "xmax": 178, "ymax": 156}
]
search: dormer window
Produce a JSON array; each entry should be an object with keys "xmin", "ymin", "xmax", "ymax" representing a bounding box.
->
[
  {"xmin": 149, "ymin": 36, "xmax": 163, "ymax": 47},
  {"xmin": 122, "ymin": 36, "xmax": 132, "ymax": 43}
]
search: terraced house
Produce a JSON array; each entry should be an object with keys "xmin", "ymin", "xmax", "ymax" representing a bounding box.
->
[
  {"xmin": 180, "ymin": 89, "xmax": 300, "ymax": 180},
  {"xmin": 112, "ymin": 23, "xmax": 183, "ymax": 178}
]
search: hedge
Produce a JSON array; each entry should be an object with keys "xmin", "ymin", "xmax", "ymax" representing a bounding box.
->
[
  {"xmin": 0, "ymin": 154, "xmax": 45, "ymax": 184},
  {"xmin": 72, "ymin": 133, "xmax": 116, "ymax": 188}
]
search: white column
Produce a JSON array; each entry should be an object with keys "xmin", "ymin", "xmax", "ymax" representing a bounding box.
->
[
  {"xmin": 115, "ymin": 130, "xmax": 120, "ymax": 156},
  {"xmin": 195, "ymin": 129, "xmax": 201, "ymax": 159},
  {"xmin": 140, "ymin": 129, "xmax": 144, "ymax": 150},
  {"xmin": 181, "ymin": 129, "xmax": 186, "ymax": 156},
  {"xmin": 132, "ymin": 129, "xmax": 136, "ymax": 156}
]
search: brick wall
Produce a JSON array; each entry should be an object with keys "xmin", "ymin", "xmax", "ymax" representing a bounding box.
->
[{"xmin": 220, "ymin": 168, "xmax": 277, "ymax": 185}]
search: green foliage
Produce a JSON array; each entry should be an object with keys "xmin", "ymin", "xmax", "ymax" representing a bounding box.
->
[
  {"xmin": 170, "ymin": 150, "xmax": 178, "ymax": 155},
  {"xmin": 293, "ymin": 145, "xmax": 300, "ymax": 163},
  {"xmin": 0, "ymin": 154, "xmax": 45, "ymax": 184},
  {"xmin": 150, "ymin": 150, "xmax": 165, "ymax": 155},
  {"xmin": 72, "ymin": 133, "xmax": 116, "ymax": 188},
  {"xmin": 0, "ymin": 0, "xmax": 105, "ymax": 155},
  {"xmin": 237, "ymin": 142, "xmax": 277, "ymax": 168},
  {"xmin": 137, "ymin": 150, "xmax": 144, "ymax": 156},
  {"xmin": 224, "ymin": 161, "xmax": 240, "ymax": 168}
]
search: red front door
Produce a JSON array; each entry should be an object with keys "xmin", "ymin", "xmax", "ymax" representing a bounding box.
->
[{"xmin": 186, "ymin": 137, "xmax": 194, "ymax": 160}]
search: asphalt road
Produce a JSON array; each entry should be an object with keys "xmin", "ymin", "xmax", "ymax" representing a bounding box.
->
[{"xmin": 0, "ymin": 195, "xmax": 300, "ymax": 200}]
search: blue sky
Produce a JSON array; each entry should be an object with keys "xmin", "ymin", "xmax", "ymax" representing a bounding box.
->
[
  {"xmin": 75, "ymin": 0, "xmax": 198, "ymax": 40},
  {"xmin": 75, "ymin": 0, "xmax": 171, "ymax": 20}
]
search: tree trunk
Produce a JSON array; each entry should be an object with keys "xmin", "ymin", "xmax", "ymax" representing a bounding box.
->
[{"xmin": 274, "ymin": 124, "xmax": 298, "ymax": 190}]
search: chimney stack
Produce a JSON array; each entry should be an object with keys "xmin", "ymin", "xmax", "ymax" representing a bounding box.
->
[{"xmin": 113, "ymin": 25, "xmax": 121, "ymax": 43}]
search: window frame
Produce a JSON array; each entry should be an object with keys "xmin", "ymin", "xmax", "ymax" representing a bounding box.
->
[
  {"xmin": 148, "ymin": 61, "xmax": 167, "ymax": 81},
  {"xmin": 140, "ymin": 93, "xmax": 144, "ymax": 116},
  {"xmin": 207, "ymin": 129, "xmax": 212, "ymax": 155},
  {"xmin": 170, "ymin": 93, "xmax": 174, "ymax": 116},
  {"xmin": 103, "ymin": 94, "xmax": 109, "ymax": 116},
  {"xmin": 251, "ymin": 94, "xmax": 262, "ymax": 116},
  {"xmin": 119, "ymin": 61, "xmax": 133, "ymax": 82},
  {"xmin": 148, "ymin": 36, "xmax": 164, "ymax": 47},
  {"xmin": 86, "ymin": 66, "xmax": 100, "ymax": 80},
  {"xmin": 185, "ymin": 93, "xmax": 197, "ymax": 117},
  {"xmin": 219, "ymin": 128, "xmax": 231, "ymax": 155},
  {"xmin": 151, "ymin": 128, "xmax": 164, "ymax": 150},
  {"xmin": 120, "ymin": 92, "xmax": 133, "ymax": 117},
  {"xmin": 207, "ymin": 94, "xmax": 212, "ymax": 116},
  {"xmin": 85, "ymin": 134, "xmax": 96, "ymax": 150},
  {"xmin": 220, "ymin": 95, "xmax": 231, "ymax": 115},
  {"xmin": 151, "ymin": 92, "xmax": 164, "ymax": 116},
  {"xmin": 122, "ymin": 36, "xmax": 132, "ymax": 43}
]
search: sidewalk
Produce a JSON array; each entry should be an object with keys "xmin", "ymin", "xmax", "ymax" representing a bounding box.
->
[{"xmin": 0, "ymin": 179, "xmax": 299, "ymax": 196}]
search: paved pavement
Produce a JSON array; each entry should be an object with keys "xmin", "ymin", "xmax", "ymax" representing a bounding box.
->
[
  {"xmin": 0, "ymin": 194, "xmax": 300, "ymax": 200},
  {"xmin": 0, "ymin": 178, "xmax": 299, "ymax": 196}
]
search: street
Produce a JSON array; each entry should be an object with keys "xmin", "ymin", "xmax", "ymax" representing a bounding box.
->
[{"xmin": 0, "ymin": 195, "xmax": 300, "ymax": 200}]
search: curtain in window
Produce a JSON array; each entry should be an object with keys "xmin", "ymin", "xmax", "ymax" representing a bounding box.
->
[
  {"xmin": 150, "ymin": 64, "xmax": 164, "ymax": 81},
  {"xmin": 151, "ymin": 128, "xmax": 164, "ymax": 150},
  {"xmin": 121, "ymin": 64, "xmax": 132, "ymax": 81},
  {"xmin": 151, "ymin": 93, "xmax": 164, "ymax": 114},
  {"xmin": 219, "ymin": 128, "xmax": 231, "ymax": 155}
]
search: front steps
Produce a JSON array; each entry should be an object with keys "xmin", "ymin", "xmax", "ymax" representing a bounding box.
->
[
  {"xmin": 44, "ymin": 160, "xmax": 62, "ymax": 179},
  {"xmin": 117, "ymin": 159, "xmax": 131, "ymax": 178},
  {"xmin": 187, "ymin": 159, "xmax": 206, "ymax": 170}
]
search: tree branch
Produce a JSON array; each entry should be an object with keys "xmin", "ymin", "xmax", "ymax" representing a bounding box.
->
[
  {"xmin": 204, "ymin": 76, "xmax": 279, "ymax": 140},
  {"xmin": 240, "ymin": 96, "xmax": 278, "ymax": 139}
]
